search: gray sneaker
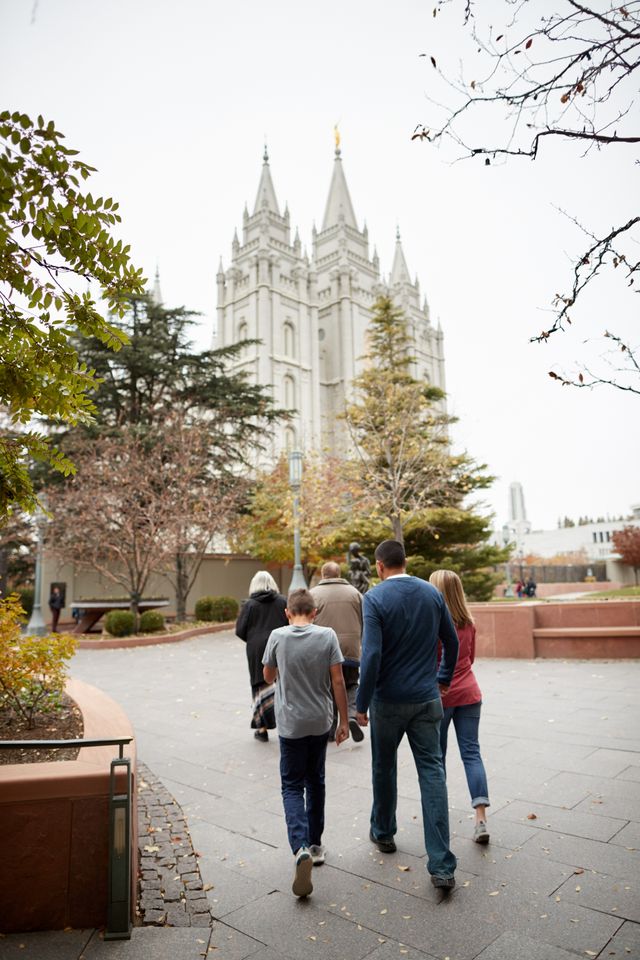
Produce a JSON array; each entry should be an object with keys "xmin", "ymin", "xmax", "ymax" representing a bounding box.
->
[
  {"xmin": 292, "ymin": 848, "xmax": 313, "ymax": 897},
  {"xmin": 309, "ymin": 844, "xmax": 325, "ymax": 866},
  {"xmin": 473, "ymin": 821, "xmax": 490, "ymax": 844}
]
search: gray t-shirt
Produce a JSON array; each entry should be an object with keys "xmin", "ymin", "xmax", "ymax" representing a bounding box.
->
[{"xmin": 262, "ymin": 623, "xmax": 344, "ymax": 739}]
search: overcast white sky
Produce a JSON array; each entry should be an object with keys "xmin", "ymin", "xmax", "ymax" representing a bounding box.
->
[{"xmin": 2, "ymin": 0, "xmax": 637, "ymax": 530}]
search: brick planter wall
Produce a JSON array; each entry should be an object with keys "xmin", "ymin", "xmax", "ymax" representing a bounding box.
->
[
  {"xmin": 0, "ymin": 679, "xmax": 137, "ymax": 933},
  {"xmin": 470, "ymin": 600, "xmax": 640, "ymax": 659}
]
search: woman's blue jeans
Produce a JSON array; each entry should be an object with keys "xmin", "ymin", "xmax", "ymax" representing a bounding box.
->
[
  {"xmin": 369, "ymin": 698, "xmax": 457, "ymax": 879},
  {"xmin": 440, "ymin": 701, "xmax": 490, "ymax": 808}
]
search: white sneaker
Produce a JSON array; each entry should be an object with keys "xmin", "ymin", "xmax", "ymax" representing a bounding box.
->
[
  {"xmin": 292, "ymin": 847, "xmax": 313, "ymax": 897},
  {"xmin": 309, "ymin": 844, "xmax": 325, "ymax": 866}
]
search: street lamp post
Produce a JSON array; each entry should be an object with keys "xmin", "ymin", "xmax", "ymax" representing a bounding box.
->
[
  {"xmin": 288, "ymin": 450, "xmax": 307, "ymax": 591},
  {"xmin": 27, "ymin": 499, "xmax": 49, "ymax": 635},
  {"xmin": 502, "ymin": 524, "xmax": 514, "ymax": 599}
]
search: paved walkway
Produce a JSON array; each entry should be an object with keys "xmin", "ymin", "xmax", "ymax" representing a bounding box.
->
[{"xmin": 1, "ymin": 632, "xmax": 639, "ymax": 960}]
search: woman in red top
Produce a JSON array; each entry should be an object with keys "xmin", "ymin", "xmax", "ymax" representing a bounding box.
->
[{"xmin": 430, "ymin": 570, "xmax": 490, "ymax": 844}]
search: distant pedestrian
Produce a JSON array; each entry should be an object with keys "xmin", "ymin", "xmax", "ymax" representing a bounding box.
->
[
  {"xmin": 311, "ymin": 561, "xmax": 363, "ymax": 743},
  {"xmin": 525, "ymin": 577, "xmax": 537, "ymax": 598},
  {"xmin": 263, "ymin": 588, "xmax": 348, "ymax": 898},
  {"xmin": 235, "ymin": 571, "xmax": 287, "ymax": 742},
  {"xmin": 429, "ymin": 569, "xmax": 491, "ymax": 844},
  {"xmin": 48, "ymin": 585, "xmax": 64, "ymax": 633},
  {"xmin": 355, "ymin": 540, "xmax": 459, "ymax": 891}
]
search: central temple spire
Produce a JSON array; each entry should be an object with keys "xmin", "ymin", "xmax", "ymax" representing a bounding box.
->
[
  {"xmin": 321, "ymin": 134, "xmax": 358, "ymax": 231},
  {"xmin": 253, "ymin": 144, "xmax": 281, "ymax": 216}
]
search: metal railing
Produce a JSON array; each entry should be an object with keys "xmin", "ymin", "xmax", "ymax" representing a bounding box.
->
[
  {"xmin": 0, "ymin": 736, "xmax": 132, "ymax": 757},
  {"xmin": 0, "ymin": 735, "xmax": 133, "ymax": 940}
]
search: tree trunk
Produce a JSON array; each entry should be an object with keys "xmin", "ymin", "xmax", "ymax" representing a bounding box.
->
[
  {"xmin": 175, "ymin": 553, "xmax": 189, "ymax": 622},
  {"xmin": 130, "ymin": 591, "xmax": 141, "ymax": 627},
  {"xmin": 391, "ymin": 514, "xmax": 404, "ymax": 546}
]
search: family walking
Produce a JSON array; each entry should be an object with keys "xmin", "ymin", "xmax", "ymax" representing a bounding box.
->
[{"xmin": 235, "ymin": 539, "xmax": 491, "ymax": 898}]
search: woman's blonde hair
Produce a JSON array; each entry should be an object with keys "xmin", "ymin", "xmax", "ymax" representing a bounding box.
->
[
  {"xmin": 429, "ymin": 569, "xmax": 474, "ymax": 627},
  {"xmin": 249, "ymin": 570, "xmax": 279, "ymax": 595}
]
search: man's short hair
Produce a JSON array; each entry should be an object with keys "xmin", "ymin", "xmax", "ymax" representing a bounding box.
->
[
  {"xmin": 374, "ymin": 539, "xmax": 406, "ymax": 568},
  {"xmin": 287, "ymin": 588, "xmax": 316, "ymax": 616},
  {"xmin": 321, "ymin": 561, "xmax": 341, "ymax": 579}
]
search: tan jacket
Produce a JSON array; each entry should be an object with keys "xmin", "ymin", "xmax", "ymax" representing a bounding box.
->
[{"xmin": 310, "ymin": 578, "xmax": 363, "ymax": 661}]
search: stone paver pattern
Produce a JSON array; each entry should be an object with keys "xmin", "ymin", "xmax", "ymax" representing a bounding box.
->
[{"xmin": 1, "ymin": 631, "xmax": 639, "ymax": 960}]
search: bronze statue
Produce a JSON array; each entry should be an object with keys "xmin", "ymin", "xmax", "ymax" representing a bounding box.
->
[{"xmin": 348, "ymin": 542, "xmax": 371, "ymax": 595}]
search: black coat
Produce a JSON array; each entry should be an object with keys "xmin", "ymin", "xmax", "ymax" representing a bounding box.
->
[{"xmin": 235, "ymin": 590, "xmax": 288, "ymax": 688}]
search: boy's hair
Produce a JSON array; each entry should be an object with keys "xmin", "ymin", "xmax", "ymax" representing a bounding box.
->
[
  {"xmin": 287, "ymin": 588, "xmax": 316, "ymax": 616},
  {"xmin": 429, "ymin": 569, "xmax": 474, "ymax": 627},
  {"xmin": 374, "ymin": 539, "xmax": 406, "ymax": 568}
]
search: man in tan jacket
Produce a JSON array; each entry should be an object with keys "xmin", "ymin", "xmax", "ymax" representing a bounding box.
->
[{"xmin": 311, "ymin": 561, "xmax": 364, "ymax": 742}]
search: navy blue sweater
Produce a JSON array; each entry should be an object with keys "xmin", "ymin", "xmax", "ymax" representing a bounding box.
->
[{"xmin": 356, "ymin": 576, "xmax": 459, "ymax": 712}]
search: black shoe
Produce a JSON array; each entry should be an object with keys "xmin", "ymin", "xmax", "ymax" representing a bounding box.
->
[
  {"xmin": 254, "ymin": 729, "xmax": 268, "ymax": 742},
  {"xmin": 431, "ymin": 875, "xmax": 456, "ymax": 890},
  {"xmin": 369, "ymin": 829, "xmax": 396, "ymax": 853},
  {"xmin": 349, "ymin": 718, "xmax": 364, "ymax": 742}
]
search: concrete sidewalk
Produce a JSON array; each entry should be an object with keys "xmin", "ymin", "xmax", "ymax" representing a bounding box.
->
[{"xmin": 1, "ymin": 632, "xmax": 639, "ymax": 960}]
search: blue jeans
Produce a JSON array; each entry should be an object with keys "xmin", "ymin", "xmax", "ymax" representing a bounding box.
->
[
  {"xmin": 369, "ymin": 698, "xmax": 457, "ymax": 879},
  {"xmin": 279, "ymin": 733, "xmax": 329, "ymax": 853},
  {"xmin": 440, "ymin": 702, "xmax": 490, "ymax": 808}
]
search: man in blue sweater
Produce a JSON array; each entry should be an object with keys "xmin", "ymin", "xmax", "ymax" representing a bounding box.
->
[{"xmin": 355, "ymin": 539, "xmax": 459, "ymax": 889}]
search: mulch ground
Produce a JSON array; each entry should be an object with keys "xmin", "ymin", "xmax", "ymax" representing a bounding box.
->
[{"xmin": 0, "ymin": 692, "xmax": 83, "ymax": 764}]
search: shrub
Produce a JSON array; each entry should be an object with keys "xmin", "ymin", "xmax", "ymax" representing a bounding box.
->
[
  {"xmin": 195, "ymin": 595, "xmax": 239, "ymax": 622},
  {"xmin": 17, "ymin": 587, "xmax": 34, "ymax": 618},
  {"xmin": 104, "ymin": 610, "xmax": 135, "ymax": 637},
  {"xmin": 139, "ymin": 610, "xmax": 165, "ymax": 633},
  {"xmin": 0, "ymin": 594, "xmax": 77, "ymax": 728}
]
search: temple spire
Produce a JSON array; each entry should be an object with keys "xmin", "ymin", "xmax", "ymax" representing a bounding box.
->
[
  {"xmin": 321, "ymin": 133, "xmax": 358, "ymax": 231},
  {"xmin": 390, "ymin": 227, "xmax": 410, "ymax": 285},
  {"xmin": 150, "ymin": 263, "xmax": 163, "ymax": 305},
  {"xmin": 253, "ymin": 144, "xmax": 280, "ymax": 215}
]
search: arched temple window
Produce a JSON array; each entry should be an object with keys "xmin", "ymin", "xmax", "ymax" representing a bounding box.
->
[
  {"xmin": 283, "ymin": 374, "xmax": 295, "ymax": 409},
  {"xmin": 283, "ymin": 321, "xmax": 295, "ymax": 358},
  {"xmin": 284, "ymin": 426, "xmax": 296, "ymax": 450}
]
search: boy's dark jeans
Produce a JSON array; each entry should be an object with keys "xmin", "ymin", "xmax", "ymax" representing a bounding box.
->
[{"xmin": 279, "ymin": 732, "xmax": 329, "ymax": 853}]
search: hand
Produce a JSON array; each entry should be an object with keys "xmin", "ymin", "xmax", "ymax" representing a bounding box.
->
[
  {"xmin": 355, "ymin": 711, "xmax": 369, "ymax": 727},
  {"xmin": 438, "ymin": 684, "xmax": 450, "ymax": 696},
  {"xmin": 335, "ymin": 722, "xmax": 349, "ymax": 746}
]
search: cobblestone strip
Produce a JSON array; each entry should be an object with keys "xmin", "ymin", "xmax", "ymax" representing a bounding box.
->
[{"xmin": 137, "ymin": 762, "xmax": 212, "ymax": 928}]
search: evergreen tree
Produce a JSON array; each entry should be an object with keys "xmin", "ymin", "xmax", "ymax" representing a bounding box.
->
[
  {"xmin": 72, "ymin": 294, "xmax": 283, "ymax": 468},
  {"xmin": 344, "ymin": 296, "xmax": 491, "ymax": 544}
]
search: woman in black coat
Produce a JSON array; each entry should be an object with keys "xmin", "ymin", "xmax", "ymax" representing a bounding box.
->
[{"xmin": 235, "ymin": 570, "xmax": 287, "ymax": 741}]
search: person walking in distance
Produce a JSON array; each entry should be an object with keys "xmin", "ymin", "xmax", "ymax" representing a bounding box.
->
[
  {"xmin": 263, "ymin": 589, "xmax": 349, "ymax": 898},
  {"xmin": 311, "ymin": 561, "xmax": 364, "ymax": 743},
  {"xmin": 356, "ymin": 540, "xmax": 459, "ymax": 890},
  {"xmin": 48, "ymin": 585, "xmax": 64, "ymax": 633},
  {"xmin": 429, "ymin": 569, "xmax": 491, "ymax": 843}
]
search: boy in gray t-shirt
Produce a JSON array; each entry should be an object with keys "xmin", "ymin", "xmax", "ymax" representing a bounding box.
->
[{"xmin": 263, "ymin": 588, "xmax": 349, "ymax": 898}]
